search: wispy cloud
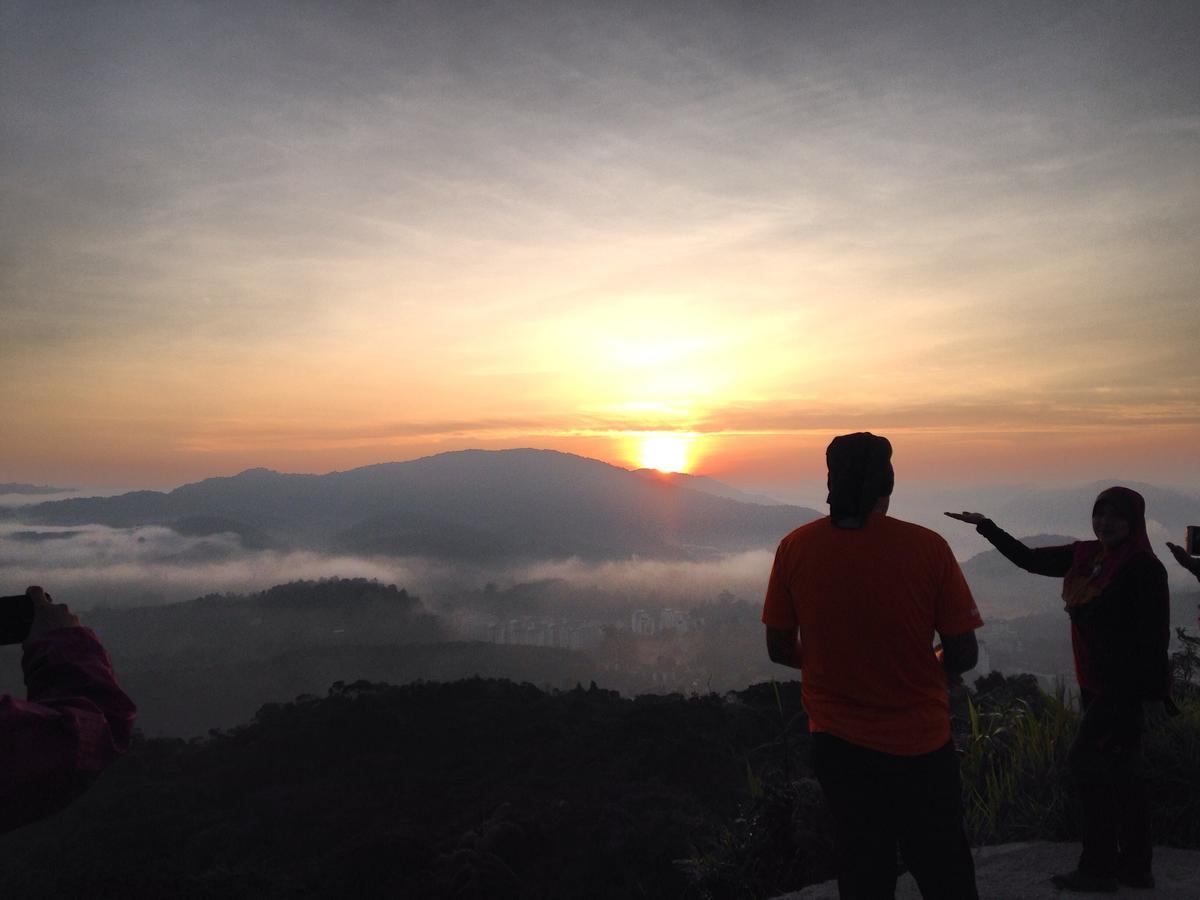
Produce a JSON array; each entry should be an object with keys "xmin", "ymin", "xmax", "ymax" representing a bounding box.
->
[{"xmin": 2, "ymin": 2, "xmax": 1197, "ymax": 485}]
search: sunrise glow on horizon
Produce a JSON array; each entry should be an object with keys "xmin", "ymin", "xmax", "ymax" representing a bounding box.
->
[
  {"xmin": 634, "ymin": 432, "xmax": 697, "ymax": 474},
  {"xmin": 2, "ymin": 4, "xmax": 1198, "ymax": 491}
]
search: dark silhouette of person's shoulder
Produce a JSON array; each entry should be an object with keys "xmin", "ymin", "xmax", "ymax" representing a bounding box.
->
[
  {"xmin": 777, "ymin": 516, "xmax": 831, "ymax": 551},
  {"xmin": 768, "ymin": 521, "xmax": 833, "ymax": 585},
  {"xmin": 882, "ymin": 516, "xmax": 954, "ymax": 552},
  {"xmin": 881, "ymin": 515, "xmax": 933, "ymax": 537}
]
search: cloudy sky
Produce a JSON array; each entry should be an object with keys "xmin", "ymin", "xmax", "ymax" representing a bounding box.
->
[{"xmin": 2, "ymin": 1, "xmax": 1198, "ymax": 490}]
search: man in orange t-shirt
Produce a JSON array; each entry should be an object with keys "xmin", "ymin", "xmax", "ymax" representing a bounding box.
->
[{"xmin": 762, "ymin": 433, "xmax": 982, "ymax": 900}]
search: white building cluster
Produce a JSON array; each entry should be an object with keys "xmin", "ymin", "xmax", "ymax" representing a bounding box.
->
[
  {"xmin": 630, "ymin": 607, "xmax": 696, "ymax": 636},
  {"xmin": 469, "ymin": 616, "xmax": 604, "ymax": 650}
]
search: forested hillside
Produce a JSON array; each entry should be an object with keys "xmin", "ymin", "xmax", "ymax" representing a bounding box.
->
[
  {"xmin": 0, "ymin": 679, "xmax": 814, "ymax": 899},
  {"xmin": 2, "ymin": 666, "xmax": 1199, "ymax": 898}
]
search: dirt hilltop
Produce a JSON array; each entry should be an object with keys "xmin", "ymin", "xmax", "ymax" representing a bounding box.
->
[{"xmin": 780, "ymin": 842, "xmax": 1200, "ymax": 899}]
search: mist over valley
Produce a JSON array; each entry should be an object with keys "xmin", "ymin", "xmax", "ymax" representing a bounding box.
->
[{"xmin": 2, "ymin": 449, "xmax": 1198, "ymax": 739}]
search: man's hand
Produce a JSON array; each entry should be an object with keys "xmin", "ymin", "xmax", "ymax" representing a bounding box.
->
[
  {"xmin": 936, "ymin": 645, "xmax": 964, "ymax": 687},
  {"xmin": 23, "ymin": 586, "xmax": 80, "ymax": 644},
  {"xmin": 1166, "ymin": 542, "xmax": 1200, "ymax": 579},
  {"xmin": 939, "ymin": 630, "xmax": 979, "ymax": 676},
  {"xmin": 765, "ymin": 626, "xmax": 802, "ymax": 670},
  {"xmin": 943, "ymin": 511, "xmax": 989, "ymax": 527}
]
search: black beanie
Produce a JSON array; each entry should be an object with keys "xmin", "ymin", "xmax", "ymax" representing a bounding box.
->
[{"xmin": 826, "ymin": 432, "xmax": 894, "ymax": 528}]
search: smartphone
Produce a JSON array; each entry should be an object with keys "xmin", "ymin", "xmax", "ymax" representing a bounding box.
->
[
  {"xmin": 1187, "ymin": 526, "xmax": 1200, "ymax": 556},
  {"xmin": 0, "ymin": 594, "xmax": 35, "ymax": 645}
]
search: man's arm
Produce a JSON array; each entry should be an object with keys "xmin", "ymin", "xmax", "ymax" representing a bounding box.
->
[
  {"xmin": 939, "ymin": 630, "xmax": 979, "ymax": 676},
  {"xmin": 762, "ymin": 536, "xmax": 802, "ymax": 670},
  {"xmin": 765, "ymin": 626, "xmax": 802, "ymax": 670}
]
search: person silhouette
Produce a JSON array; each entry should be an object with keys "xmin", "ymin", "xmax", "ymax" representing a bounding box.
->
[
  {"xmin": 764, "ymin": 433, "xmax": 982, "ymax": 900},
  {"xmin": 0, "ymin": 586, "xmax": 136, "ymax": 833},
  {"xmin": 946, "ymin": 486, "xmax": 1171, "ymax": 892}
]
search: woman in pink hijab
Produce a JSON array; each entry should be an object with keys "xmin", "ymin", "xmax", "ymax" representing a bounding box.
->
[{"xmin": 946, "ymin": 486, "xmax": 1172, "ymax": 893}]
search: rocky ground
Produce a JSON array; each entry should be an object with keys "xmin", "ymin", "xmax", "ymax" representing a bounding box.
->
[{"xmin": 782, "ymin": 842, "xmax": 1200, "ymax": 899}]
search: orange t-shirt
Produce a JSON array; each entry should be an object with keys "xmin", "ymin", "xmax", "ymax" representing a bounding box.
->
[{"xmin": 761, "ymin": 512, "xmax": 982, "ymax": 756}]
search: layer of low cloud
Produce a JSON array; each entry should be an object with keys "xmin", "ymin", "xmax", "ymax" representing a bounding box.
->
[
  {"xmin": 509, "ymin": 550, "xmax": 773, "ymax": 602},
  {"xmin": 0, "ymin": 522, "xmax": 422, "ymax": 608},
  {"xmin": 0, "ymin": 520, "xmax": 773, "ymax": 612},
  {"xmin": 2, "ymin": 502, "xmax": 1195, "ymax": 625}
]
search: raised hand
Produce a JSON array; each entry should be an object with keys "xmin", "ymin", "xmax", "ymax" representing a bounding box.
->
[
  {"xmin": 943, "ymin": 511, "xmax": 989, "ymax": 527},
  {"xmin": 1166, "ymin": 542, "xmax": 1200, "ymax": 578}
]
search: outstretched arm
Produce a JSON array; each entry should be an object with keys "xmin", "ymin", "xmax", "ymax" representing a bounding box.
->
[
  {"xmin": 944, "ymin": 511, "xmax": 1075, "ymax": 578},
  {"xmin": 762, "ymin": 537, "xmax": 801, "ymax": 670}
]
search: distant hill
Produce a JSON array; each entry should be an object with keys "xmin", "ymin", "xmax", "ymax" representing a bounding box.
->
[
  {"xmin": 80, "ymin": 578, "xmax": 445, "ymax": 669},
  {"xmin": 4, "ymin": 529, "xmax": 85, "ymax": 542},
  {"xmin": 0, "ymin": 579, "xmax": 455, "ymax": 735},
  {"xmin": 961, "ymin": 533, "xmax": 1079, "ymax": 580},
  {"xmin": 167, "ymin": 515, "xmax": 276, "ymax": 551},
  {"xmin": 14, "ymin": 449, "xmax": 821, "ymax": 562},
  {"xmin": 0, "ymin": 482, "xmax": 73, "ymax": 495},
  {"xmin": 940, "ymin": 532, "xmax": 1086, "ymax": 621},
  {"xmin": 0, "ymin": 576, "xmax": 787, "ymax": 737},
  {"xmin": 630, "ymin": 469, "xmax": 784, "ymax": 506}
]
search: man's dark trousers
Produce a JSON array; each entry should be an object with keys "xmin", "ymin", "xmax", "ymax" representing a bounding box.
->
[{"xmin": 811, "ymin": 732, "xmax": 978, "ymax": 900}]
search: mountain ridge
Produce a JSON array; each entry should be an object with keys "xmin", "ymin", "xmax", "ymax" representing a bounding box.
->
[{"xmin": 11, "ymin": 449, "xmax": 822, "ymax": 563}]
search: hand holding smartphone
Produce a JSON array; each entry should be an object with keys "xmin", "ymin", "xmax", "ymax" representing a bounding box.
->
[
  {"xmin": 0, "ymin": 593, "xmax": 36, "ymax": 645},
  {"xmin": 1166, "ymin": 529, "xmax": 1200, "ymax": 580},
  {"xmin": 1, "ymin": 587, "xmax": 80, "ymax": 645}
]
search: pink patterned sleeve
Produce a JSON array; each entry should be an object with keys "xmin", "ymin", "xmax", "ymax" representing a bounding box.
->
[{"xmin": 0, "ymin": 627, "xmax": 136, "ymax": 833}]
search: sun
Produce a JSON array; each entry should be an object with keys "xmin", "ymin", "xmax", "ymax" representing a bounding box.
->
[{"xmin": 638, "ymin": 432, "xmax": 694, "ymax": 473}]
